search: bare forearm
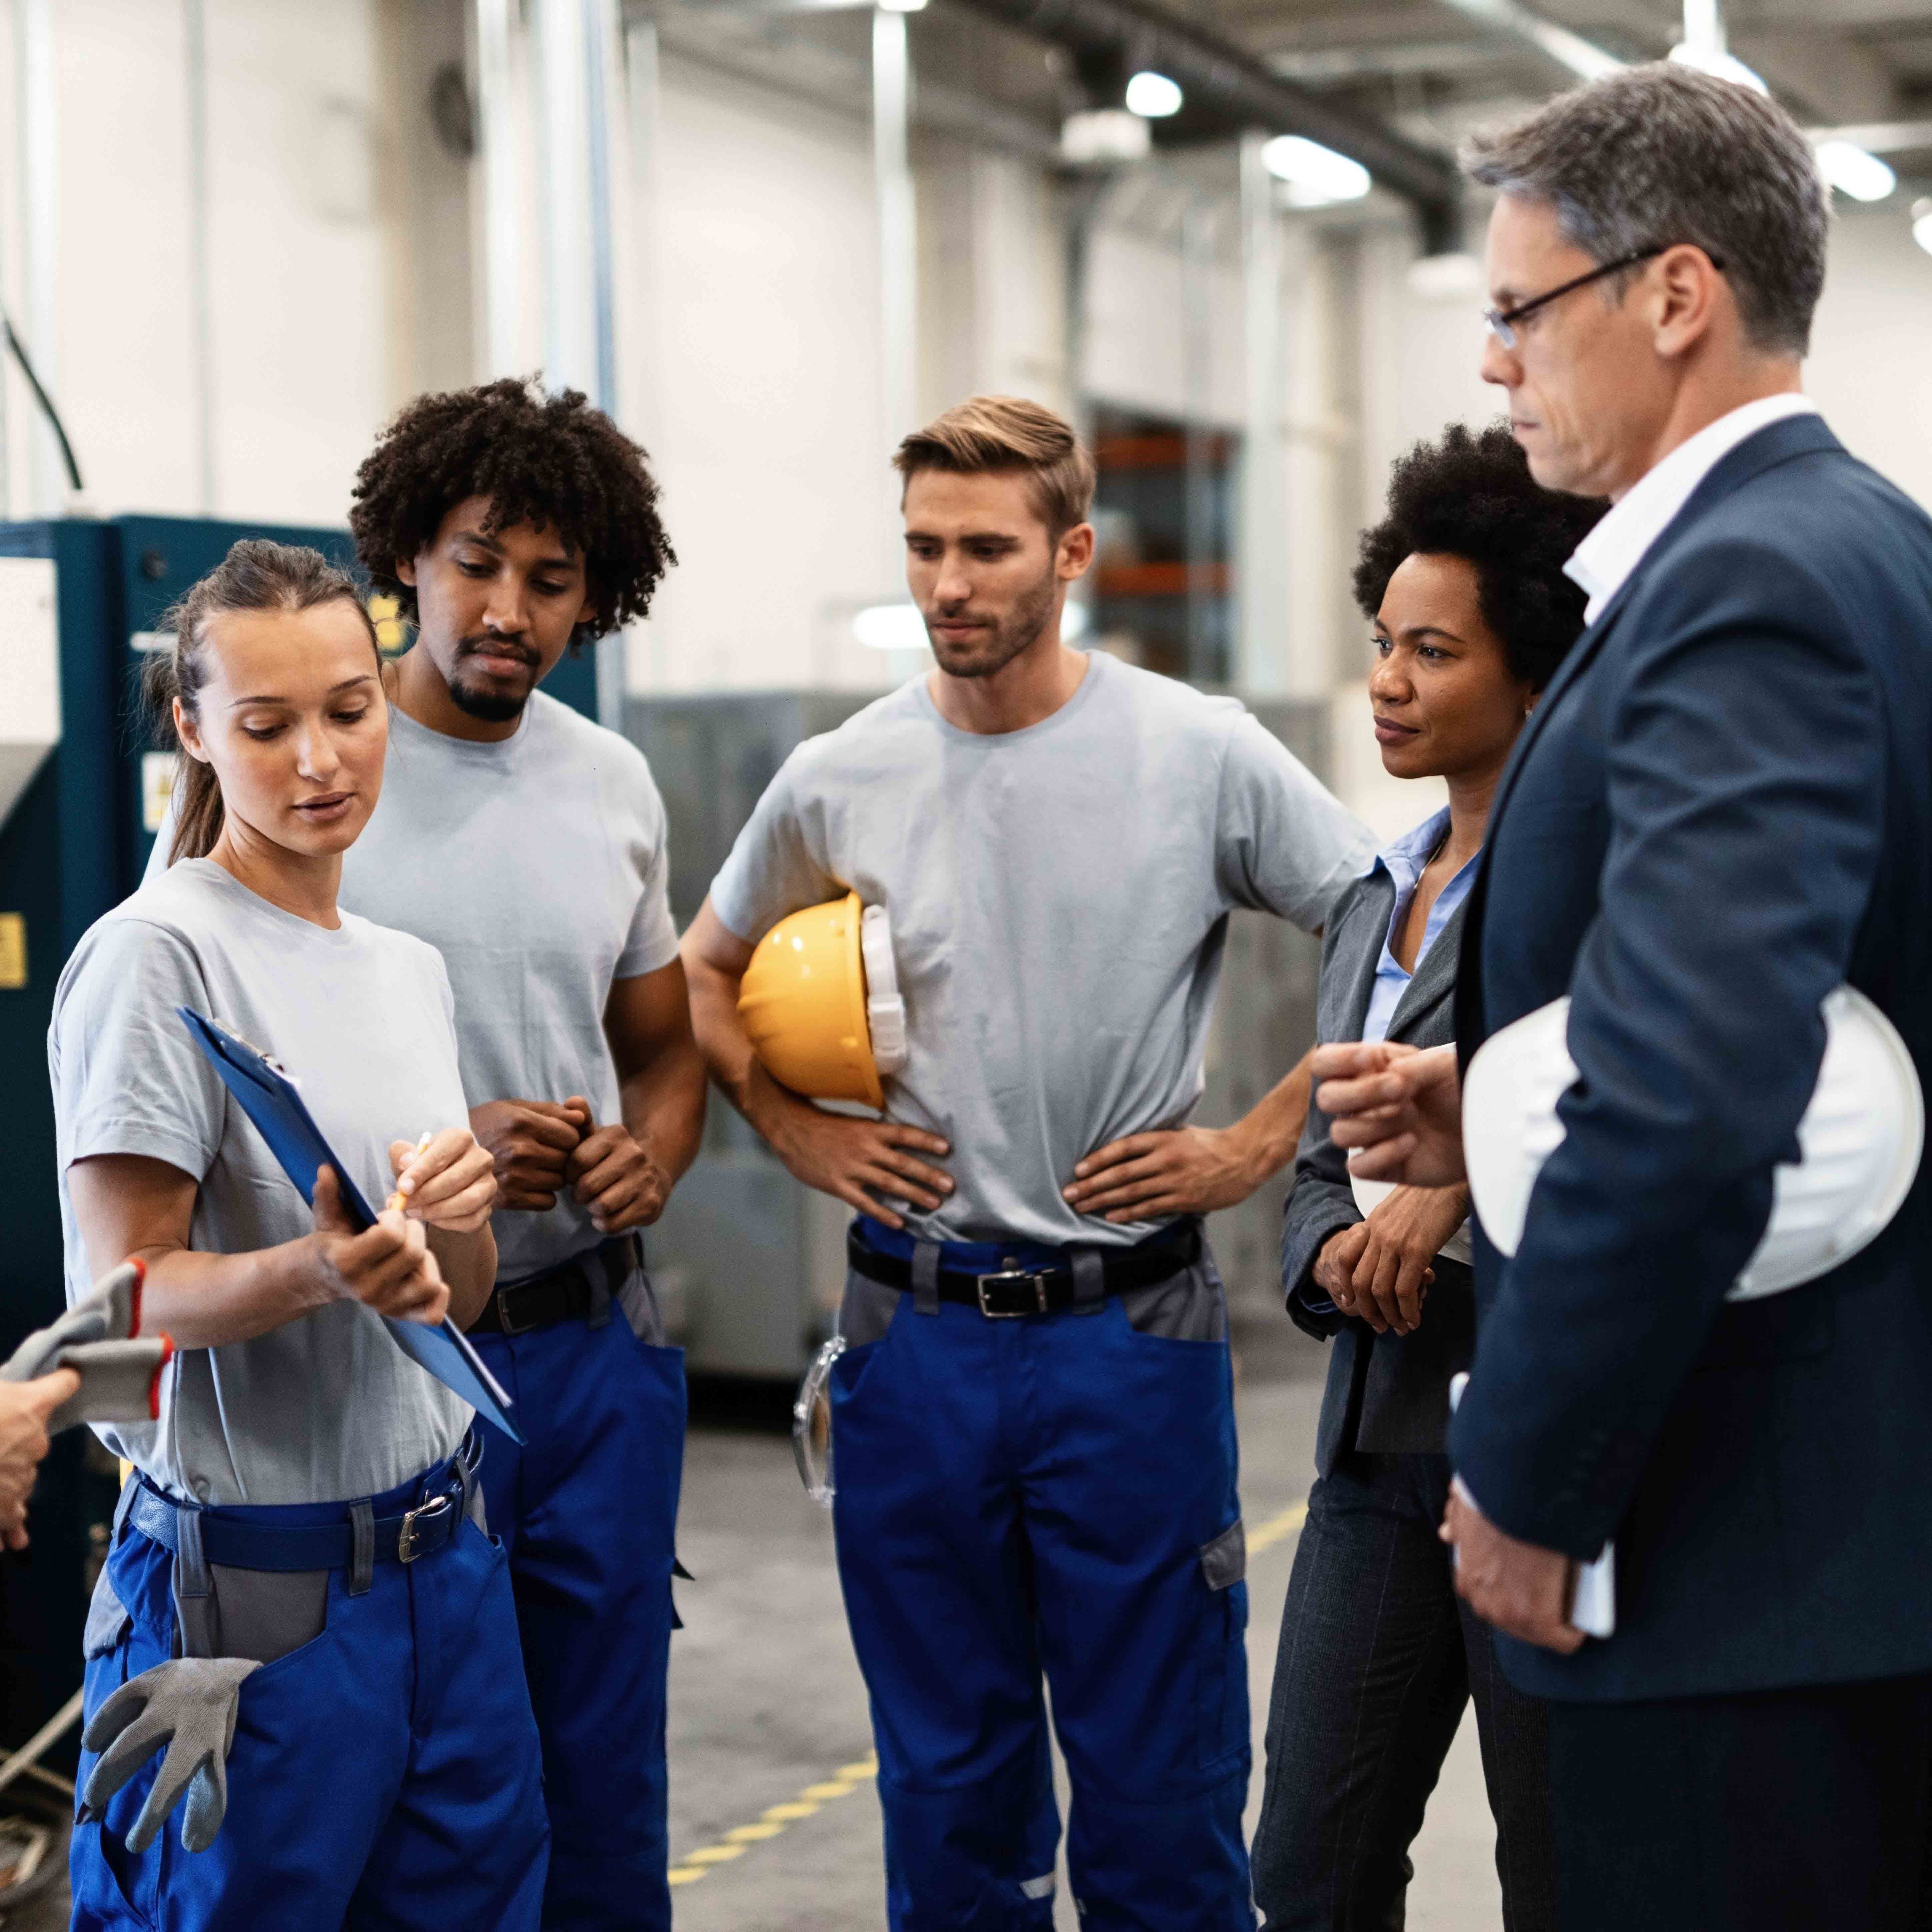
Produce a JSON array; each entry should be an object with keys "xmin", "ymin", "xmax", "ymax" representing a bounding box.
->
[
  {"xmin": 1223, "ymin": 1052, "xmax": 1315, "ymax": 1192},
  {"xmin": 684, "ymin": 949, "xmax": 760, "ymax": 1112},
  {"xmin": 133, "ymin": 1240, "xmax": 329, "ymax": 1350},
  {"xmin": 428, "ymin": 1225, "xmax": 497, "ymax": 1327},
  {"xmin": 617, "ymin": 1039, "xmax": 706, "ymax": 1186}
]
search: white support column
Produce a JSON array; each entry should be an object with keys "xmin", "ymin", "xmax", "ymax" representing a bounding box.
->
[
  {"xmin": 534, "ymin": 0, "xmax": 599, "ymax": 399},
  {"xmin": 184, "ymin": 0, "xmax": 215, "ymax": 515},
  {"xmin": 474, "ymin": 0, "xmax": 523, "ymax": 381},
  {"xmin": 873, "ymin": 5, "xmax": 916, "ymax": 589},
  {"xmin": 619, "ymin": 10, "xmax": 667, "ymax": 695},
  {"xmin": 1237, "ymin": 129, "xmax": 1287, "ymax": 696},
  {"xmin": 531, "ymin": 0, "xmax": 628, "ymax": 728},
  {"xmin": 1180, "ymin": 195, "xmax": 1218, "ymax": 679},
  {"xmin": 16, "ymin": 0, "xmax": 59, "ymax": 514}
]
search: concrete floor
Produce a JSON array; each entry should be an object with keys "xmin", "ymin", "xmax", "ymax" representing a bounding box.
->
[
  {"xmin": 12, "ymin": 1318, "xmax": 1505, "ymax": 1930},
  {"xmin": 665, "ymin": 1319, "xmax": 1505, "ymax": 1931}
]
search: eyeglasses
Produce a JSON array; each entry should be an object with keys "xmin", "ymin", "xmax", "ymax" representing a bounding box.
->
[{"xmin": 1482, "ymin": 246, "xmax": 1727, "ymax": 350}]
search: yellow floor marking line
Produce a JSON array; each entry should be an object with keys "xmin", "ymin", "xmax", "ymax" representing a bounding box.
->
[
  {"xmin": 1248, "ymin": 1499, "xmax": 1309, "ymax": 1558},
  {"xmin": 663, "ymin": 1503, "xmax": 1310, "ymax": 1890},
  {"xmin": 666, "ymin": 1753, "xmax": 880, "ymax": 1887}
]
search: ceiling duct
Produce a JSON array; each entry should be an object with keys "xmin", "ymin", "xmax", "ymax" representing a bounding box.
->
[{"xmin": 945, "ymin": 0, "xmax": 1462, "ymax": 249}]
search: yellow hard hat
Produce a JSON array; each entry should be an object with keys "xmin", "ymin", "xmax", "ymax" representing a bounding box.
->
[{"xmin": 739, "ymin": 892, "xmax": 907, "ymax": 1110}]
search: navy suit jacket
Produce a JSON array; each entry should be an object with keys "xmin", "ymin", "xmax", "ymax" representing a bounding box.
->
[{"xmin": 1451, "ymin": 414, "xmax": 1932, "ymax": 1702}]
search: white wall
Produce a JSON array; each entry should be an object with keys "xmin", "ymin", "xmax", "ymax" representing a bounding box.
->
[
  {"xmin": 1809, "ymin": 204, "xmax": 1932, "ymax": 512},
  {"xmin": 1082, "ymin": 224, "xmax": 1245, "ymax": 429},
  {"xmin": 0, "ymin": 0, "xmax": 458, "ymax": 529},
  {"xmin": 633, "ymin": 56, "xmax": 890, "ymax": 693}
]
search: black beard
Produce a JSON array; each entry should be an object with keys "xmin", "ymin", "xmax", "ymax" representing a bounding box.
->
[{"xmin": 447, "ymin": 672, "xmax": 530, "ymax": 723}]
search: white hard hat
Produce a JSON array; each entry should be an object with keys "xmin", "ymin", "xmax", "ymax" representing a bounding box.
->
[{"xmin": 1462, "ymin": 986, "xmax": 1922, "ymax": 1300}]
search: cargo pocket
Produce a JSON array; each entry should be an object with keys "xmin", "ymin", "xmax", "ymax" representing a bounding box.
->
[
  {"xmin": 1118, "ymin": 1253, "xmax": 1229, "ymax": 1343},
  {"xmin": 83, "ymin": 1566, "xmax": 132, "ymax": 1661},
  {"xmin": 836, "ymin": 1272, "xmax": 904, "ymax": 1351},
  {"xmin": 1196, "ymin": 1520, "xmax": 1249, "ymax": 1770},
  {"xmin": 617, "ymin": 1269, "xmax": 668, "ymax": 1347},
  {"xmin": 207, "ymin": 1566, "xmax": 330, "ymax": 1668}
]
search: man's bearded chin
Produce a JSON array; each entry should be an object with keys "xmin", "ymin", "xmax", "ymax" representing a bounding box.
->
[
  {"xmin": 447, "ymin": 660, "xmax": 535, "ymax": 722},
  {"xmin": 925, "ymin": 573, "xmax": 1058, "ymax": 679}
]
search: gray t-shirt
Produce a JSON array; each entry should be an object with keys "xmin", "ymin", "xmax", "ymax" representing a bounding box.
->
[
  {"xmin": 144, "ymin": 693, "xmax": 681, "ymax": 1284},
  {"xmin": 50, "ymin": 860, "xmax": 472, "ymax": 1506},
  {"xmin": 709, "ymin": 651, "xmax": 1376, "ymax": 1247},
  {"xmin": 337, "ymin": 695, "xmax": 679, "ymax": 1282}
]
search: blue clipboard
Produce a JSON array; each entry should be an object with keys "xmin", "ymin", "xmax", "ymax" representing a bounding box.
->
[{"xmin": 178, "ymin": 1007, "xmax": 521, "ymax": 1442}]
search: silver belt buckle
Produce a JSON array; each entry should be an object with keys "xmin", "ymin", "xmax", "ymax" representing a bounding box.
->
[
  {"xmin": 494, "ymin": 1285, "xmax": 540, "ymax": 1337},
  {"xmin": 975, "ymin": 1268, "xmax": 1049, "ymax": 1318},
  {"xmin": 397, "ymin": 1493, "xmax": 453, "ymax": 1564}
]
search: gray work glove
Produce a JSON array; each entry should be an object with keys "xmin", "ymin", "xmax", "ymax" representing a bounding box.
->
[
  {"xmin": 80, "ymin": 1656, "xmax": 260, "ymax": 1853},
  {"xmin": 2, "ymin": 1261, "xmax": 144, "ymax": 1383}
]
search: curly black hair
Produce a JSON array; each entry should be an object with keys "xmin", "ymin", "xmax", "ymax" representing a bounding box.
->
[
  {"xmin": 348, "ymin": 378, "xmax": 675, "ymax": 640},
  {"xmin": 1353, "ymin": 422, "xmax": 1606, "ymax": 692}
]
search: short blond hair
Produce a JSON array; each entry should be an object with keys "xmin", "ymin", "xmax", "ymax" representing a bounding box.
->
[{"xmin": 894, "ymin": 396, "xmax": 1096, "ymax": 536}]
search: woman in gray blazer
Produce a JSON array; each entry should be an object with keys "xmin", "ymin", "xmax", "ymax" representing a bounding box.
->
[{"xmin": 1251, "ymin": 425, "xmax": 1603, "ymax": 1932}]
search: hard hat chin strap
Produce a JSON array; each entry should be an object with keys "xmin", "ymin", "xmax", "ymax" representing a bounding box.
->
[{"xmin": 861, "ymin": 905, "xmax": 909, "ymax": 1078}]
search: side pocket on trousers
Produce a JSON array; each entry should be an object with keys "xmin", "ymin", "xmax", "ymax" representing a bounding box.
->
[
  {"xmin": 1197, "ymin": 1521, "xmax": 1249, "ymax": 1770},
  {"xmin": 83, "ymin": 1566, "xmax": 133, "ymax": 1660}
]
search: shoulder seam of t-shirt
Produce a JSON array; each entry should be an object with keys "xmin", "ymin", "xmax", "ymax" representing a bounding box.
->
[{"xmin": 62, "ymin": 1114, "xmax": 212, "ymax": 1179}]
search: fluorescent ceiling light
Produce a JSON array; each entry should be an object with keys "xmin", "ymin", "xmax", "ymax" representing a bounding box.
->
[
  {"xmin": 1262, "ymin": 134, "xmax": 1371, "ymax": 207},
  {"xmin": 853, "ymin": 604, "xmax": 927, "ymax": 651},
  {"xmin": 1432, "ymin": 0, "xmax": 1623, "ymax": 83},
  {"xmin": 877, "ymin": 0, "xmax": 928, "ymax": 13},
  {"xmin": 1816, "ymin": 140, "xmax": 1896, "ymax": 203},
  {"xmin": 1060, "ymin": 108, "xmax": 1150, "ymax": 165},
  {"xmin": 1124, "ymin": 70, "xmax": 1183, "ymax": 119},
  {"xmin": 1913, "ymin": 200, "xmax": 1932, "ymax": 259},
  {"xmin": 1667, "ymin": 42, "xmax": 1767, "ymax": 93}
]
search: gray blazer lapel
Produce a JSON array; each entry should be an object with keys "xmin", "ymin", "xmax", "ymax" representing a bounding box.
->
[
  {"xmin": 1386, "ymin": 898, "xmax": 1469, "ymax": 1043},
  {"xmin": 1321, "ymin": 868, "xmax": 1395, "ymax": 1044}
]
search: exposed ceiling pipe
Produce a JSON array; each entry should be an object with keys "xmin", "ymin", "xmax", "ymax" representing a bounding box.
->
[{"xmin": 943, "ymin": 0, "xmax": 1462, "ymax": 249}]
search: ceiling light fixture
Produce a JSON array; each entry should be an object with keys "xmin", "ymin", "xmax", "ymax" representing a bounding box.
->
[
  {"xmin": 1262, "ymin": 134, "xmax": 1371, "ymax": 207},
  {"xmin": 1123, "ymin": 70, "xmax": 1182, "ymax": 118},
  {"xmin": 1060, "ymin": 108, "xmax": 1151, "ymax": 164},
  {"xmin": 1667, "ymin": 42, "xmax": 1768, "ymax": 92},
  {"xmin": 1913, "ymin": 199, "xmax": 1932, "ymax": 259},
  {"xmin": 1815, "ymin": 139, "xmax": 1897, "ymax": 203}
]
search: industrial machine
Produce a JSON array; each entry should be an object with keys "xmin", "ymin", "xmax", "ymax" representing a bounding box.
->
[{"xmin": 0, "ymin": 511, "xmax": 600, "ymax": 1751}]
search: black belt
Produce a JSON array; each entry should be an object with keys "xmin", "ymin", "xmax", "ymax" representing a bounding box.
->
[
  {"xmin": 470, "ymin": 1236, "xmax": 638, "ymax": 1336},
  {"xmin": 846, "ymin": 1220, "xmax": 1202, "ymax": 1318}
]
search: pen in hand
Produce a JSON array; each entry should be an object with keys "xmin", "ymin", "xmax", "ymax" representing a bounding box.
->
[{"xmin": 387, "ymin": 1134, "xmax": 432, "ymax": 1216}]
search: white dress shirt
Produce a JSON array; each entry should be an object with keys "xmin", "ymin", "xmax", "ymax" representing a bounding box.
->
[{"xmin": 1563, "ymin": 393, "xmax": 1820, "ymax": 624}]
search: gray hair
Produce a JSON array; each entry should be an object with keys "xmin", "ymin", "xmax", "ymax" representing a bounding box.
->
[{"xmin": 1463, "ymin": 64, "xmax": 1828, "ymax": 358}]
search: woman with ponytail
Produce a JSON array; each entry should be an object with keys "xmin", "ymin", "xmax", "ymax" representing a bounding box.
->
[{"xmin": 51, "ymin": 541, "xmax": 547, "ymax": 1929}]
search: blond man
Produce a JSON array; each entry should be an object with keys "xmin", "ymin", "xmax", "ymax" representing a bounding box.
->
[{"xmin": 684, "ymin": 398, "xmax": 1372, "ymax": 1930}]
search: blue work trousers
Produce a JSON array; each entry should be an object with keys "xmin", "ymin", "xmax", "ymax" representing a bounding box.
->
[
  {"xmin": 473, "ymin": 1299, "xmax": 687, "ymax": 1931},
  {"xmin": 830, "ymin": 1247, "xmax": 1254, "ymax": 1930},
  {"xmin": 71, "ymin": 1457, "xmax": 549, "ymax": 1931}
]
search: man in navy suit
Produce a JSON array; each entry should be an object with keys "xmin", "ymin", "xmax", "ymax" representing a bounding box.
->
[{"xmin": 1314, "ymin": 64, "xmax": 1932, "ymax": 1931}]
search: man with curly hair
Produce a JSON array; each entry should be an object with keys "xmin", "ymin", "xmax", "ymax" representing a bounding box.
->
[{"xmin": 148, "ymin": 379, "xmax": 705, "ymax": 1928}]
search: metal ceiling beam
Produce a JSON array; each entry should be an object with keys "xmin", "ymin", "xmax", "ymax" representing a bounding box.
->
[{"xmin": 940, "ymin": 0, "xmax": 1464, "ymax": 246}]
